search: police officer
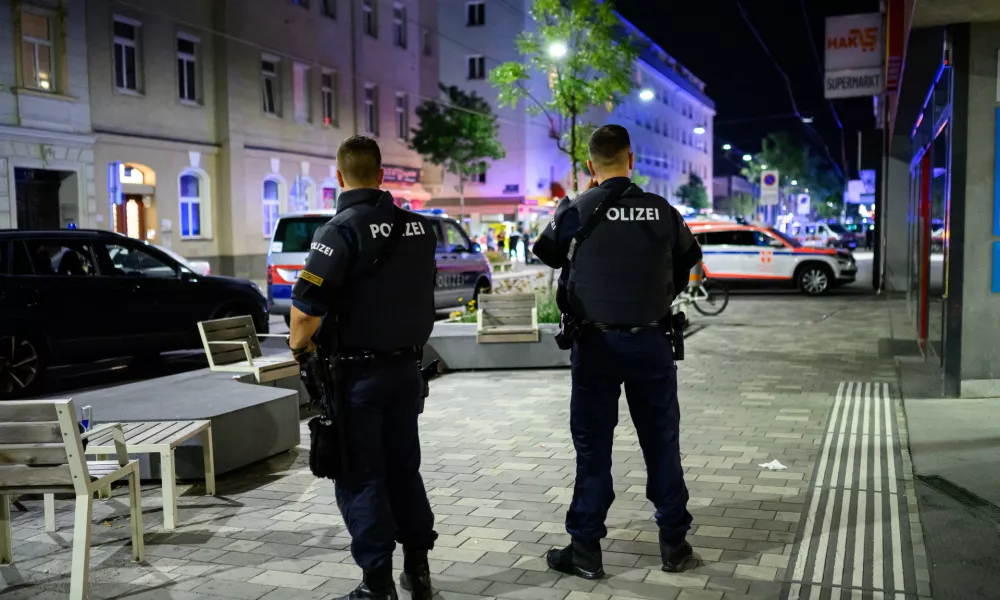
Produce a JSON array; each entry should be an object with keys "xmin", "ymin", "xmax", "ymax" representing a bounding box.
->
[
  {"xmin": 532, "ymin": 125, "xmax": 703, "ymax": 578},
  {"xmin": 289, "ymin": 136, "xmax": 437, "ymax": 600}
]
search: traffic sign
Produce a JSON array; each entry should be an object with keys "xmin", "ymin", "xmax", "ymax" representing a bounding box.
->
[{"xmin": 761, "ymin": 169, "xmax": 780, "ymax": 206}]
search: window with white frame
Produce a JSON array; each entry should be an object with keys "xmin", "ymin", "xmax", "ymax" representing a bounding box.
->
[
  {"xmin": 362, "ymin": 0, "xmax": 377, "ymax": 37},
  {"xmin": 393, "ymin": 4, "xmax": 407, "ymax": 48},
  {"xmin": 177, "ymin": 35, "xmax": 198, "ymax": 103},
  {"xmin": 467, "ymin": 55, "xmax": 485, "ymax": 80},
  {"xmin": 261, "ymin": 57, "xmax": 280, "ymax": 115},
  {"xmin": 293, "ymin": 62, "xmax": 311, "ymax": 122},
  {"xmin": 321, "ymin": 71, "xmax": 337, "ymax": 126},
  {"xmin": 395, "ymin": 93, "xmax": 409, "ymax": 141},
  {"xmin": 321, "ymin": 185, "xmax": 337, "ymax": 209},
  {"xmin": 179, "ymin": 173, "xmax": 202, "ymax": 238},
  {"xmin": 364, "ymin": 84, "xmax": 379, "ymax": 135},
  {"xmin": 20, "ymin": 10, "xmax": 58, "ymax": 92},
  {"xmin": 113, "ymin": 17, "xmax": 141, "ymax": 92},
  {"xmin": 289, "ymin": 177, "xmax": 313, "ymax": 212},
  {"xmin": 262, "ymin": 179, "xmax": 281, "ymax": 237},
  {"xmin": 466, "ymin": 1, "xmax": 485, "ymax": 26},
  {"xmin": 322, "ymin": 0, "xmax": 336, "ymax": 18}
]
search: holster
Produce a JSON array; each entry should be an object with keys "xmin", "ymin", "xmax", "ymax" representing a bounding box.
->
[
  {"xmin": 554, "ymin": 313, "xmax": 582, "ymax": 350},
  {"xmin": 670, "ymin": 311, "xmax": 686, "ymax": 362},
  {"xmin": 308, "ymin": 350, "xmax": 349, "ymax": 481}
]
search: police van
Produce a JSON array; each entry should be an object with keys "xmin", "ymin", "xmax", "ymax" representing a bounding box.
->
[{"xmin": 266, "ymin": 209, "xmax": 493, "ymax": 324}]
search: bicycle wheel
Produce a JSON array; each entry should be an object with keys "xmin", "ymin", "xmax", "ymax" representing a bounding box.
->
[{"xmin": 692, "ymin": 279, "xmax": 730, "ymax": 316}]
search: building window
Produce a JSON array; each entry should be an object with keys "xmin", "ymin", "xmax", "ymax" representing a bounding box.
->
[
  {"xmin": 177, "ymin": 35, "xmax": 198, "ymax": 103},
  {"xmin": 393, "ymin": 4, "xmax": 407, "ymax": 48},
  {"xmin": 293, "ymin": 62, "xmax": 311, "ymax": 123},
  {"xmin": 289, "ymin": 177, "xmax": 314, "ymax": 213},
  {"xmin": 321, "ymin": 185, "xmax": 337, "ymax": 209},
  {"xmin": 263, "ymin": 179, "xmax": 281, "ymax": 237},
  {"xmin": 364, "ymin": 84, "xmax": 379, "ymax": 135},
  {"xmin": 475, "ymin": 161, "xmax": 487, "ymax": 184},
  {"xmin": 19, "ymin": 10, "xmax": 57, "ymax": 91},
  {"xmin": 467, "ymin": 55, "xmax": 485, "ymax": 80},
  {"xmin": 362, "ymin": 0, "xmax": 377, "ymax": 37},
  {"xmin": 112, "ymin": 17, "xmax": 141, "ymax": 92},
  {"xmin": 396, "ymin": 93, "xmax": 409, "ymax": 141},
  {"xmin": 466, "ymin": 1, "xmax": 485, "ymax": 26},
  {"xmin": 179, "ymin": 173, "xmax": 202, "ymax": 239},
  {"xmin": 321, "ymin": 71, "xmax": 337, "ymax": 126},
  {"xmin": 261, "ymin": 57, "xmax": 279, "ymax": 115},
  {"xmin": 322, "ymin": 0, "xmax": 336, "ymax": 18},
  {"xmin": 422, "ymin": 28, "xmax": 433, "ymax": 57}
]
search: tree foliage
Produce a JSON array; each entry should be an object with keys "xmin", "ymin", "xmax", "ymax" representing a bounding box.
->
[
  {"xmin": 676, "ymin": 174, "xmax": 710, "ymax": 211},
  {"xmin": 410, "ymin": 84, "xmax": 506, "ymax": 214},
  {"xmin": 739, "ymin": 131, "xmax": 844, "ymax": 218},
  {"xmin": 490, "ymin": 0, "xmax": 638, "ymax": 194}
]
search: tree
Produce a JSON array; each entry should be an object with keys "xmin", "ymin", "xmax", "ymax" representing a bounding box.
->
[
  {"xmin": 676, "ymin": 174, "xmax": 710, "ymax": 211},
  {"xmin": 410, "ymin": 84, "xmax": 506, "ymax": 224},
  {"xmin": 631, "ymin": 167, "xmax": 650, "ymax": 187},
  {"xmin": 490, "ymin": 0, "xmax": 638, "ymax": 194}
]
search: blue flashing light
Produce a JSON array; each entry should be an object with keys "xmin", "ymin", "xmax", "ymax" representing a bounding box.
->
[{"xmin": 67, "ymin": 223, "xmax": 77, "ymax": 229}]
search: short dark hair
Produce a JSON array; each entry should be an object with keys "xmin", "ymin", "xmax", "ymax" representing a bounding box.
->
[
  {"xmin": 336, "ymin": 135, "xmax": 382, "ymax": 186},
  {"xmin": 588, "ymin": 125, "xmax": 632, "ymax": 169}
]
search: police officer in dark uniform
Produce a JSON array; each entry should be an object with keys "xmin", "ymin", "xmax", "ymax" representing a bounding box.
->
[
  {"xmin": 289, "ymin": 136, "xmax": 437, "ymax": 600},
  {"xmin": 532, "ymin": 125, "xmax": 703, "ymax": 578}
]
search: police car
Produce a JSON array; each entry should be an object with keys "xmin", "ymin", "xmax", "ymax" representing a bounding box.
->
[
  {"xmin": 688, "ymin": 221, "xmax": 856, "ymax": 295},
  {"xmin": 267, "ymin": 209, "xmax": 493, "ymax": 324}
]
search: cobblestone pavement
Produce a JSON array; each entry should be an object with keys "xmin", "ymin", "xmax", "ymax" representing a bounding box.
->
[{"xmin": 1, "ymin": 295, "xmax": 929, "ymax": 600}]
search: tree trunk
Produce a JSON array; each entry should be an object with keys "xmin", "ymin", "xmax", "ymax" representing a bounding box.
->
[
  {"xmin": 569, "ymin": 111, "xmax": 579, "ymax": 194},
  {"xmin": 458, "ymin": 174, "xmax": 466, "ymax": 232}
]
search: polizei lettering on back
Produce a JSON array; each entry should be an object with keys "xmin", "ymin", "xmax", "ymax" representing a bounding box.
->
[
  {"xmin": 605, "ymin": 207, "xmax": 661, "ymax": 222},
  {"xmin": 369, "ymin": 220, "xmax": 427, "ymax": 238}
]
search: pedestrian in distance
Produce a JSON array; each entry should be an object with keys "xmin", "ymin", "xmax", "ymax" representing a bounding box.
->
[
  {"xmin": 531, "ymin": 124, "xmax": 704, "ymax": 579},
  {"xmin": 289, "ymin": 135, "xmax": 438, "ymax": 600},
  {"xmin": 509, "ymin": 225, "xmax": 522, "ymax": 262}
]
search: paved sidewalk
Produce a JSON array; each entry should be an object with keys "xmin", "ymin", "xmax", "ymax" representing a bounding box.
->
[{"xmin": 1, "ymin": 295, "xmax": 929, "ymax": 600}]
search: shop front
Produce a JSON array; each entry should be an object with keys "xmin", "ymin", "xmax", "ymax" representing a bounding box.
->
[{"xmin": 381, "ymin": 163, "xmax": 430, "ymax": 211}]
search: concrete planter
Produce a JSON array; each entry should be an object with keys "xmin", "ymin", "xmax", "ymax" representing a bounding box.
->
[{"xmin": 424, "ymin": 322, "xmax": 570, "ymax": 370}]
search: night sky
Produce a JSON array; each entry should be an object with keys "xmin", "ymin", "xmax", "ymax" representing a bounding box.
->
[{"xmin": 616, "ymin": 0, "xmax": 881, "ymax": 179}]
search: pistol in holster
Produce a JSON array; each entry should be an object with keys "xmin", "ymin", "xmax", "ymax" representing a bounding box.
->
[
  {"xmin": 670, "ymin": 311, "xmax": 686, "ymax": 362},
  {"xmin": 418, "ymin": 359, "xmax": 444, "ymax": 414}
]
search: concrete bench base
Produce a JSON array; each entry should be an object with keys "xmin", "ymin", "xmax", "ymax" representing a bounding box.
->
[
  {"xmin": 425, "ymin": 323, "xmax": 570, "ymax": 370},
  {"xmin": 67, "ymin": 368, "xmax": 300, "ymax": 480}
]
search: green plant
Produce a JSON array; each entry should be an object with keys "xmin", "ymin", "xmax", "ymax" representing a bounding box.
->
[
  {"xmin": 456, "ymin": 287, "xmax": 561, "ymax": 324},
  {"xmin": 485, "ymin": 250, "xmax": 509, "ymax": 265},
  {"xmin": 410, "ymin": 84, "xmax": 506, "ymax": 221},
  {"xmin": 676, "ymin": 173, "xmax": 710, "ymax": 211},
  {"xmin": 490, "ymin": 0, "xmax": 639, "ymax": 194}
]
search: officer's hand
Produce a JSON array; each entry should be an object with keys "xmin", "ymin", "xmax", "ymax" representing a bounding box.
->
[{"xmin": 586, "ymin": 177, "xmax": 599, "ymax": 190}]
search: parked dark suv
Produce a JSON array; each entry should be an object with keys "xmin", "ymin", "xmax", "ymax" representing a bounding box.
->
[{"xmin": 0, "ymin": 229, "xmax": 269, "ymax": 398}]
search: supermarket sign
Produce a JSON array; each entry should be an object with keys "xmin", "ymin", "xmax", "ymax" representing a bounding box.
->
[{"xmin": 825, "ymin": 13, "xmax": 884, "ymax": 99}]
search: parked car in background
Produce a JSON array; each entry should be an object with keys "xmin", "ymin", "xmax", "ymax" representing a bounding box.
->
[
  {"xmin": 788, "ymin": 222, "xmax": 852, "ymax": 249},
  {"xmin": 0, "ymin": 229, "xmax": 268, "ymax": 398},
  {"xmin": 266, "ymin": 209, "xmax": 493, "ymax": 325},
  {"xmin": 689, "ymin": 221, "xmax": 857, "ymax": 296},
  {"xmin": 156, "ymin": 245, "xmax": 212, "ymax": 276}
]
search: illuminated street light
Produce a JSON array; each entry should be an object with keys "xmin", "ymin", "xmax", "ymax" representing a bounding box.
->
[
  {"xmin": 548, "ymin": 41, "xmax": 568, "ymax": 59},
  {"xmin": 742, "ymin": 154, "xmax": 752, "ymax": 162},
  {"xmin": 791, "ymin": 179, "xmax": 798, "ymax": 185},
  {"xmin": 761, "ymin": 164, "xmax": 768, "ymax": 169},
  {"xmin": 802, "ymin": 116, "xmax": 814, "ymax": 124},
  {"xmin": 638, "ymin": 88, "xmax": 655, "ymax": 102},
  {"xmin": 693, "ymin": 126, "xmax": 706, "ymax": 135},
  {"xmin": 722, "ymin": 143, "xmax": 732, "ymax": 151}
]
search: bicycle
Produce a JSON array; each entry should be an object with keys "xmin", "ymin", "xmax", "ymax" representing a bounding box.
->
[{"xmin": 672, "ymin": 265, "xmax": 730, "ymax": 317}]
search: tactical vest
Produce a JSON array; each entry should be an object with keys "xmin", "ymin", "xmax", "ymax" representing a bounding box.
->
[
  {"xmin": 566, "ymin": 184, "xmax": 675, "ymax": 325},
  {"xmin": 329, "ymin": 192, "xmax": 437, "ymax": 351}
]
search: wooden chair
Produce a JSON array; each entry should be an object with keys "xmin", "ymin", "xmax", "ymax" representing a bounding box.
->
[
  {"xmin": 197, "ymin": 316, "xmax": 299, "ymax": 383},
  {"xmin": 476, "ymin": 292, "xmax": 540, "ymax": 343},
  {"xmin": 0, "ymin": 398, "xmax": 144, "ymax": 600}
]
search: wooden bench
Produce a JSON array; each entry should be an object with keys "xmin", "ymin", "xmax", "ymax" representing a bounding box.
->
[
  {"xmin": 77, "ymin": 420, "xmax": 215, "ymax": 531},
  {"xmin": 0, "ymin": 399, "xmax": 144, "ymax": 600},
  {"xmin": 198, "ymin": 316, "xmax": 299, "ymax": 383},
  {"xmin": 476, "ymin": 292, "xmax": 540, "ymax": 344}
]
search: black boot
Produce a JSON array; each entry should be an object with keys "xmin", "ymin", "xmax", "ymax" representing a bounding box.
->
[
  {"xmin": 335, "ymin": 563, "xmax": 398, "ymax": 600},
  {"xmin": 546, "ymin": 537, "xmax": 605, "ymax": 580},
  {"xmin": 659, "ymin": 531, "xmax": 694, "ymax": 573},
  {"xmin": 399, "ymin": 547, "xmax": 433, "ymax": 600}
]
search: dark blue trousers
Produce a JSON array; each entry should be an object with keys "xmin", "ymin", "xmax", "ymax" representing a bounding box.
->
[
  {"xmin": 566, "ymin": 328, "xmax": 693, "ymax": 543},
  {"xmin": 334, "ymin": 360, "xmax": 437, "ymax": 571}
]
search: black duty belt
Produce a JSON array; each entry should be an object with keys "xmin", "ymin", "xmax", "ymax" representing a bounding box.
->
[
  {"xmin": 584, "ymin": 321, "xmax": 664, "ymax": 333},
  {"xmin": 340, "ymin": 346, "xmax": 422, "ymax": 364}
]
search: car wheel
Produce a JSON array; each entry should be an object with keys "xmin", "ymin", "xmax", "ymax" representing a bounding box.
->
[
  {"xmin": 473, "ymin": 279, "xmax": 492, "ymax": 306},
  {"xmin": 797, "ymin": 264, "xmax": 833, "ymax": 296},
  {"xmin": 0, "ymin": 333, "xmax": 47, "ymax": 399}
]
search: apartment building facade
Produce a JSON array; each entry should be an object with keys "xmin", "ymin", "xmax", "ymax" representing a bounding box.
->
[
  {"xmin": 3, "ymin": 0, "xmax": 436, "ymax": 278},
  {"xmin": 436, "ymin": 0, "xmax": 715, "ymax": 230}
]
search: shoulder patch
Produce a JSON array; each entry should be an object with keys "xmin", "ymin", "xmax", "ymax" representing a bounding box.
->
[{"xmin": 299, "ymin": 270, "xmax": 324, "ymax": 286}]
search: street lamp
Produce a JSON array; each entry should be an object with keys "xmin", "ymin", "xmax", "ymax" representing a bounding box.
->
[
  {"xmin": 791, "ymin": 179, "xmax": 798, "ymax": 185},
  {"xmin": 638, "ymin": 88, "xmax": 655, "ymax": 102},
  {"xmin": 722, "ymin": 143, "xmax": 731, "ymax": 151},
  {"xmin": 761, "ymin": 164, "xmax": 768, "ymax": 169},
  {"xmin": 548, "ymin": 41, "xmax": 568, "ymax": 59},
  {"xmin": 742, "ymin": 154, "xmax": 752, "ymax": 162},
  {"xmin": 693, "ymin": 126, "xmax": 706, "ymax": 135}
]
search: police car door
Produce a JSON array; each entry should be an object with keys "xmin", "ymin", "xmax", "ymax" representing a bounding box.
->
[
  {"xmin": 753, "ymin": 229, "xmax": 790, "ymax": 278},
  {"xmin": 440, "ymin": 220, "xmax": 478, "ymax": 306}
]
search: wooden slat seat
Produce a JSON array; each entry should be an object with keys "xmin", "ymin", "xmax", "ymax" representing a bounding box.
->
[
  {"xmin": 477, "ymin": 293, "xmax": 540, "ymax": 344},
  {"xmin": 0, "ymin": 399, "xmax": 144, "ymax": 600},
  {"xmin": 197, "ymin": 316, "xmax": 298, "ymax": 383},
  {"xmin": 82, "ymin": 420, "xmax": 215, "ymax": 531}
]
